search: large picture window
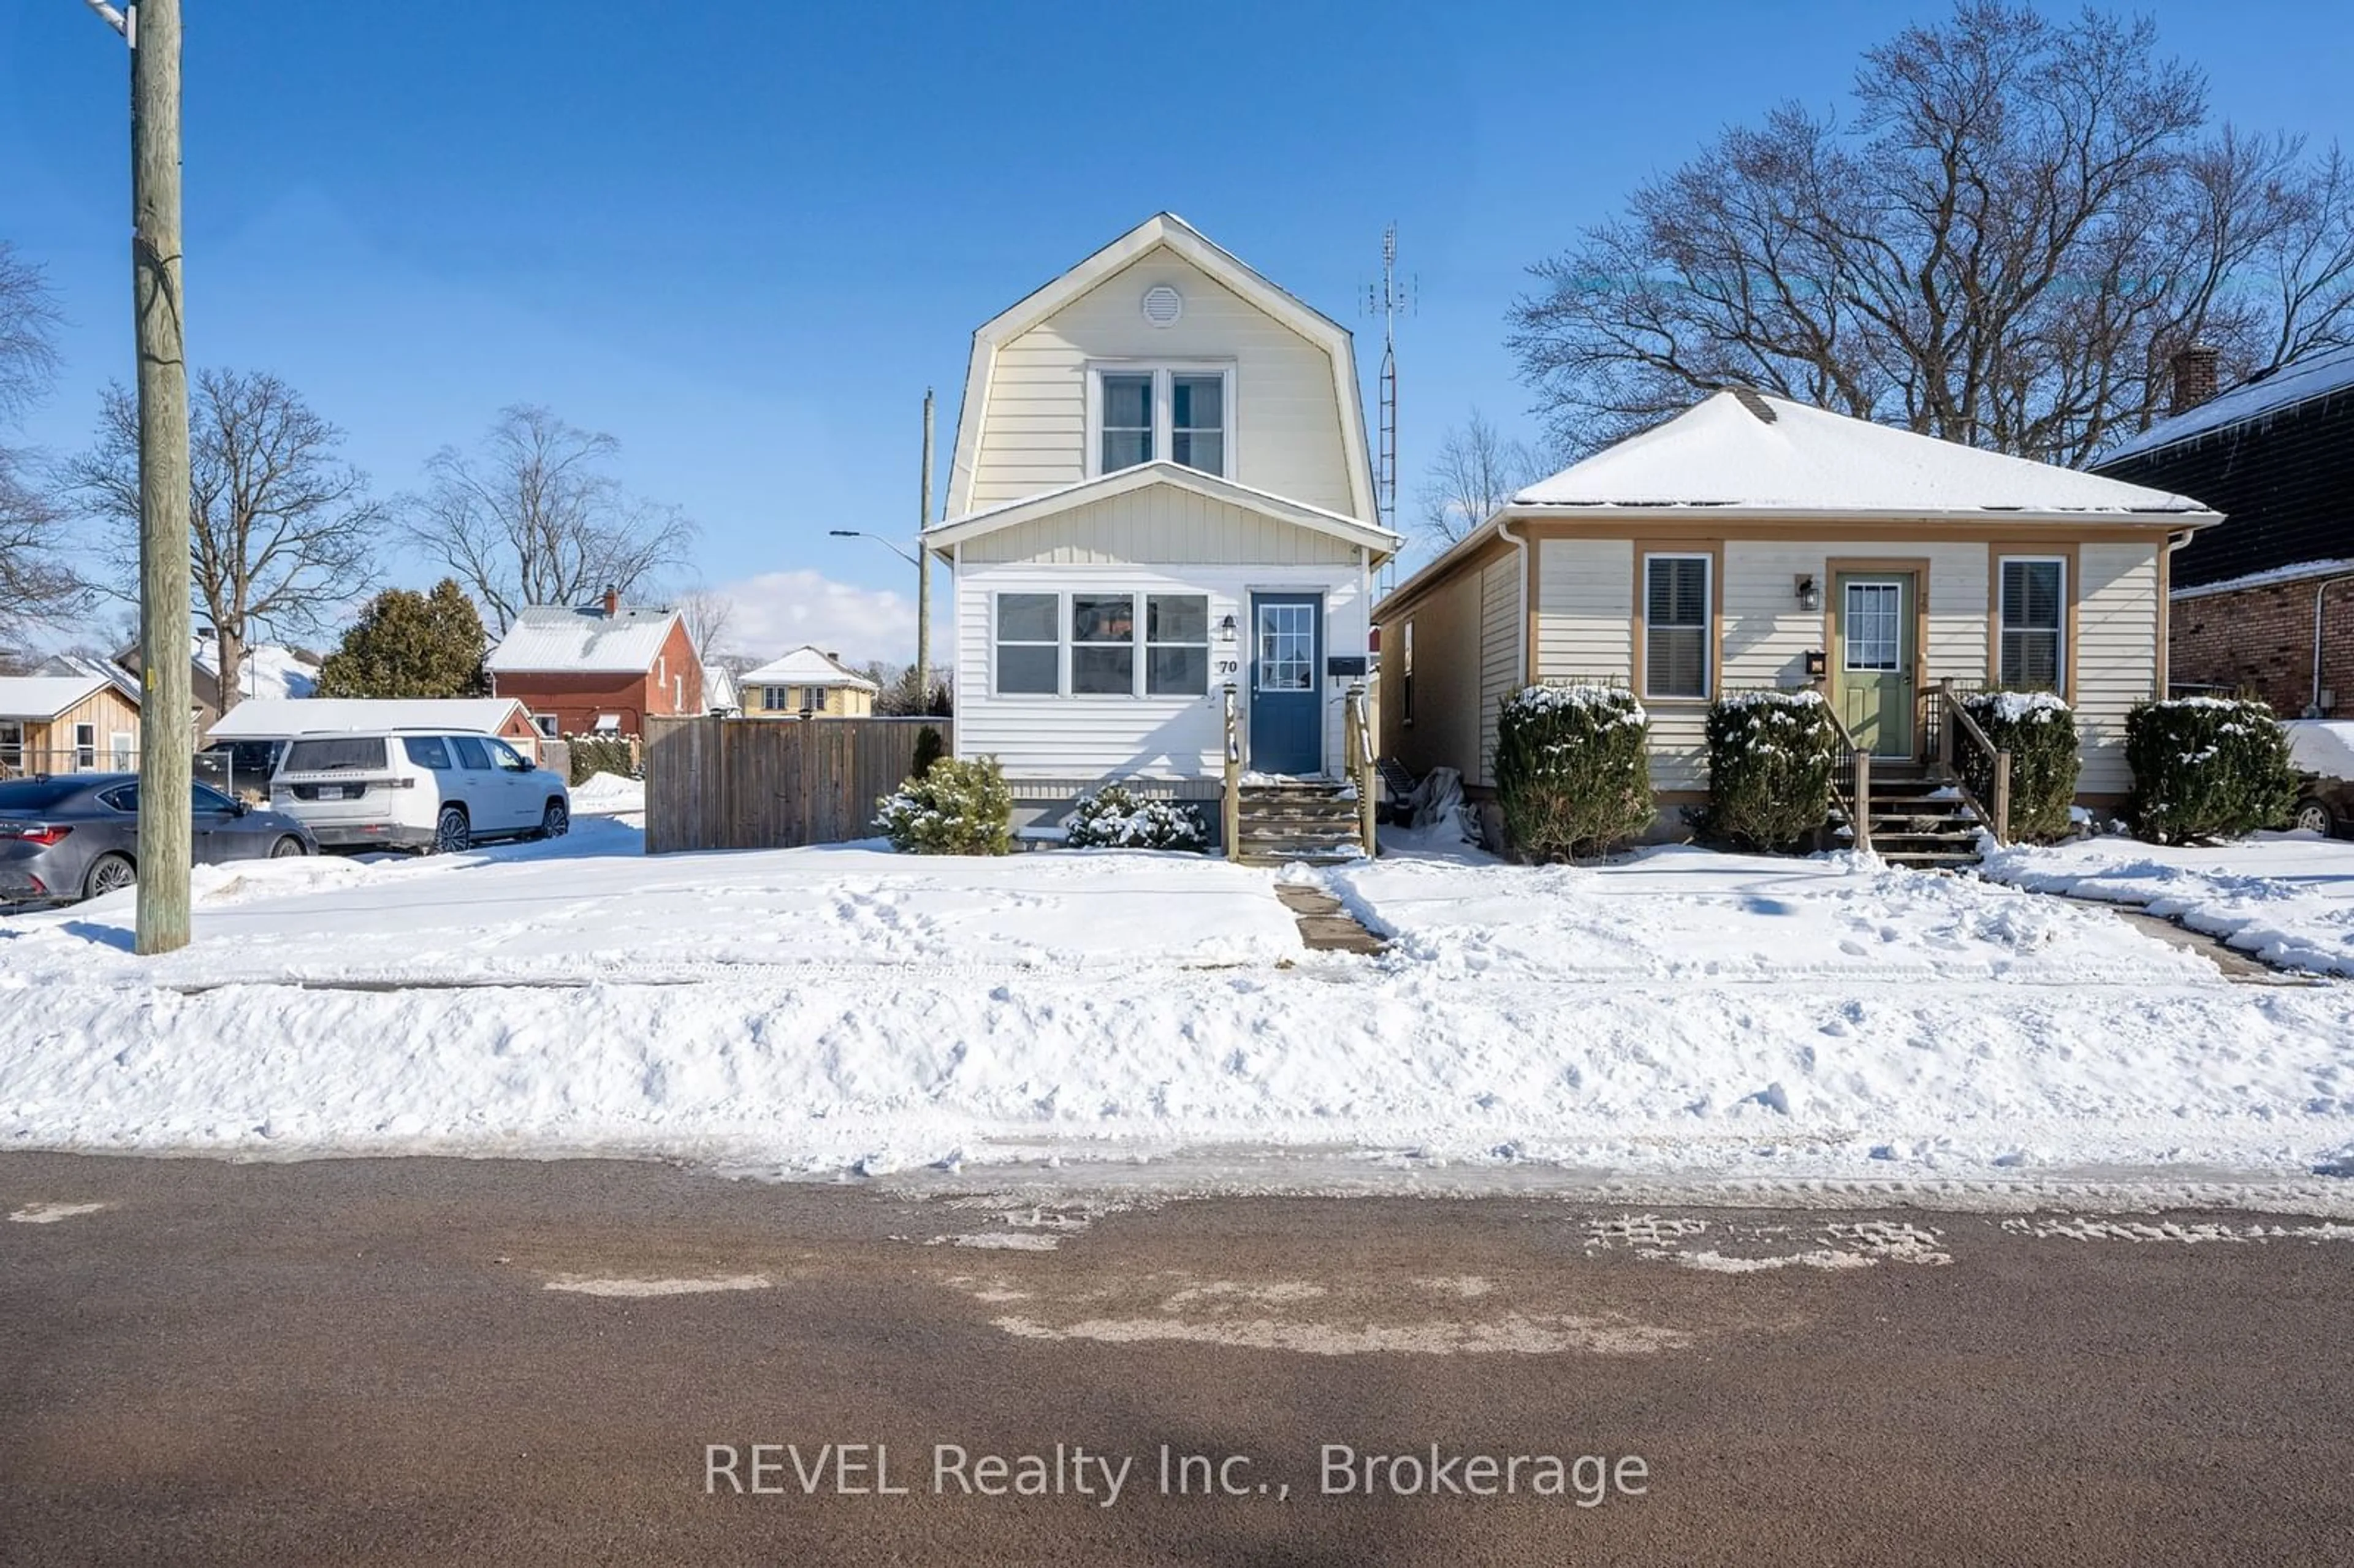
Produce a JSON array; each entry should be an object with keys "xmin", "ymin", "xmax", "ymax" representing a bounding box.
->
[
  {"xmin": 1091, "ymin": 365, "xmax": 1231, "ymax": 479},
  {"xmin": 1644, "ymin": 555, "xmax": 1712, "ymax": 699},
  {"xmin": 1998, "ymin": 558, "xmax": 2066, "ymax": 690},
  {"xmin": 989, "ymin": 592, "xmax": 1214, "ymax": 698},
  {"xmin": 994, "ymin": 593, "xmax": 1060, "ymax": 695}
]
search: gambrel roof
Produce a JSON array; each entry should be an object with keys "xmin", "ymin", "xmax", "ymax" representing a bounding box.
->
[{"xmin": 943, "ymin": 212, "xmax": 1377, "ymax": 522}]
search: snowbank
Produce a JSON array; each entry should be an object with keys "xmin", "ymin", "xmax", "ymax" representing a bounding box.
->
[
  {"xmin": 2, "ymin": 834, "xmax": 2350, "ymax": 1190},
  {"xmin": 1981, "ymin": 832, "xmax": 2354, "ymax": 976}
]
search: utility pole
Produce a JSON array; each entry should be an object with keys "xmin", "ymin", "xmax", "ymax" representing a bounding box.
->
[
  {"xmin": 86, "ymin": 0, "xmax": 192, "ymax": 953},
  {"xmin": 916, "ymin": 389, "xmax": 933, "ymax": 706}
]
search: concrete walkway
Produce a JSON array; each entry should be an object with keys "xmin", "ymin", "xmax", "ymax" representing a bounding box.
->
[{"xmin": 1273, "ymin": 882, "xmax": 1385, "ymax": 954}]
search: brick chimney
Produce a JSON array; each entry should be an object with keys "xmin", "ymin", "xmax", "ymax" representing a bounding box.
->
[
  {"xmin": 601, "ymin": 585, "xmax": 619, "ymax": 618},
  {"xmin": 2169, "ymin": 346, "xmax": 2221, "ymax": 416}
]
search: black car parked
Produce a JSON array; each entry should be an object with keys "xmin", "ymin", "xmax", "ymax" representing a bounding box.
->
[{"xmin": 0, "ymin": 774, "xmax": 316, "ymax": 907}]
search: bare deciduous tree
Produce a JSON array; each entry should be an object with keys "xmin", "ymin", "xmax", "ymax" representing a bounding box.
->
[
  {"xmin": 66, "ymin": 369, "xmax": 383, "ymax": 714},
  {"xmin": 407, "ymin": 405, "xmax": 697, "ymax": 634},
  {"xmin": 1415, "ymin": 409, "xmax": 1548, "ymax": 545},
  {"xmin": 0, "ymin": 243, "xmax": 90, "ymax": 651},
  {"xmin": 1508, "ymin": 2, "xmax": 2354, "ymax": 463},
  {"xmin": 675, "ymin": 587, "xmax": 736, "ymax": 661}
]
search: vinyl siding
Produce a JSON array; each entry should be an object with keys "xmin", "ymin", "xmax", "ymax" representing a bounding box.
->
[
  {"xmin": 1720, "ymin": 541, "xmax": 1989, "ymax": 691},
  {"xmin": 968, "ymin": 247, "xmax": 1357, "ymax": 516},
  {"xmin": 1477, "ymin": 554, "xmax": 1521, "ymax": 788},
  {"xmin": 1378, "ymin": 555, "xmax": 1491, "ymax": 785},
  {"xmin": 2072, "ymin": 541, "xmax": 2161, "ymax": 794},
  {"xmin": 1536, "ymin": 538, "xmax": 1634, "ymax": 679},
  {"xmin": 953, "ymin": 504, "xmax": 1368, "ymax": 781},
  {"xmin": 962, "ymin": 484, "xmax": 1361, "ymax": 567}
]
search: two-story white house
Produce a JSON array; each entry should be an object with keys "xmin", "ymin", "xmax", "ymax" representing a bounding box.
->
[{"xmin": 926, "ymin": 213, "xmax": 1400, "ymax": 847}]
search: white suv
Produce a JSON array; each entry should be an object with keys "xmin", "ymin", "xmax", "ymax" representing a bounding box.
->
[{"xmin": 270, "ymin": 731, "xmax": 571, "ymax": 854}]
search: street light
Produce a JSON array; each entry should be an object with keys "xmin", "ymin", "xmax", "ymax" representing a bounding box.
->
[
  {"xmin": 829, "ymin": 529, "xmax": 918, "ymax": 568},
  {"xmin": 832, "ymin": 527, "xmax": 931, "ymax": 706}
]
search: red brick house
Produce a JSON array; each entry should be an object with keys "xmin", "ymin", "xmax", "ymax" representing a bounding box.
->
[
  {"xmin": 485, "ymin": 590, "xmax": 704, "ymax": 737},
  {"xmin": 2093, "ymin": 345, "xmax": 2354, "ymax": 717}
]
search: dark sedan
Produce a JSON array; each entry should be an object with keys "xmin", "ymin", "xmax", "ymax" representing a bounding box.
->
[{"xmin": 0, "ymin": 774, "xmax": 316, "ymax": 907}]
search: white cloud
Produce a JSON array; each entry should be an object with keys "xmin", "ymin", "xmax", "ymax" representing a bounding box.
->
[{"xmin": 710, "ymin": 569, "xmax": 940, "ymax": 666}]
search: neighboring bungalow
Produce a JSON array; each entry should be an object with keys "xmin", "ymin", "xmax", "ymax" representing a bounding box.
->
[
  {"xmin": 109, "ymin": 635, "xmax": 321, "ymax": 739},
  {"xmin": 1374, "ymin": 388, "xmax": 2217, "ymax": 836},
  {"xmin": 485, "ymin": 590, "xmax": 701, "ymax": 737},
  {"xmin": 0, "ymin": 674, "xmax": 142, "ymax": 778},
  {"xmin": 737, "ymin": 647, "xmax": 879, "ymax": 717},
  {"xmin": 924, "ymin": 213, "xmax": 1400, "ymax": 854},
  {"xmin": 2092, "ymin": 344, "xmax": 2354, "ymax": 717}
]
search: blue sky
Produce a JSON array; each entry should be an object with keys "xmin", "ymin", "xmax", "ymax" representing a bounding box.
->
[{"xmin": 4, "ymin": 0, "xmax": 2348, "ymax": 662}]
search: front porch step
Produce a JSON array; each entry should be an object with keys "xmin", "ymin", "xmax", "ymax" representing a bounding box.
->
[{"xmin": 1233, "ymin": 780, "xmax": 1366, "ymax": 867}]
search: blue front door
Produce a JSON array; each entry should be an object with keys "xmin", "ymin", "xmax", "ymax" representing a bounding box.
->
[{"xmin": 1249, "ymin": 593, "xmax": 1323, "ymax": 775}]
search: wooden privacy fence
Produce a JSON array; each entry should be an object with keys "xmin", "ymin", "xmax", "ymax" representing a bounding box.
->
[{"xmin": 642, "ymin": 715, "xmax": 951, "ymax": 854}]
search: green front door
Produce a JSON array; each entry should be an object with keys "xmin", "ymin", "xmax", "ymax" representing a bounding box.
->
[{"xmin": 1835, "ymin": 574, "xmax": 1914, "ymax": 758}]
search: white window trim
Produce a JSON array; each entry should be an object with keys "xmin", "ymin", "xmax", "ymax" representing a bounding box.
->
[
  {"xmin": 73, "ymin": 722, "xmax": 97, "ymax": 771},
  {"xmin": 1083, "ymin": 360, "xmax": 1237, "ymax": 480},
  {"xmin": 1997, "ymin": 555, "xmax": 2068, "ymax": 691},
  {"xmin": 1640, "ymin": 552, "xmax": 1714, "ymax": 701},
  {"xmin": 989, "ymin": 588, "xmax": 1216, "ymax": 700}
]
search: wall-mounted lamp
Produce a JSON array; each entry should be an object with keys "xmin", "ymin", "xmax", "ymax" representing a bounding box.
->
[
  {"xmin": 1804, "ymin": 649, "xmax": 1827, "ymax": 679},
  {"xmin": 1794, "ymin": 573, "xmax": 1820, "ymax": 612},
  {"xmin": 1217, "ymin": 614, "xmax": 1238, "ymax": 643}
]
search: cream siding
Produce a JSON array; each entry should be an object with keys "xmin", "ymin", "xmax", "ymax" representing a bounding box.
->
[
  {"xmin": 962, "ymin": 485, "xmax": 1360, "ymax": 568},
  {"xmin": 1720, "ymin": 540, "xmax": 1990, "ymax": 691},
  {"xmin": 1535, "ymin": 538, "xmax": 1634, "ymax": 679},
  {"xmin": 968, "ymin": 248, "xmax": 1356, "ymax": 516},
  {"xmin": 2071, "ymin": 541, "xmax": 2162, "ymax": 796},
  {"xmin": 1476, "ymin": 554, "xmax": 1520, "ymax": 788},
  {"xmin": 1379, "ymin": 558, "xmax": 1490, "ymax": 785},
  {"xmin": 952, "ymin": 489, "xmax": 1369, "ymax": 782}
]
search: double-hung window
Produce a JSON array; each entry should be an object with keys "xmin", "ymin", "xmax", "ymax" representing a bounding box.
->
[
  {"xmin": 1643, "ymin": 555, "xmax": 1712, "ymax": 699},
  {"xmin": 1070, "ymin": 595, "xmax": 1136, "ymax": 695},
  {"xmin": 1145, "ymin": 595, "xmax": 1209, "ymax": 696},
  {"xmin": 73, "ymin": 723, "xmax": 97, "ymax": 771},
  {"xmin": 1091, "ymin": 365, "xmax": 1231, "ymax": 478},
  {"xmin": 761, "ymin": 685, "xmax": 791, "ymax": 712},
  {"xmin": 0, "ymin": 721, "xmax": 21, "ymax": 775},
  {"xmin": 1998, "ymin": 558, "xmax": 2066, "ymax": 690},
  {"xmin": 994, "ymin": 593, "xmax": 1061, "ymax": 695},
  {"xmin": 1401, "ymin": 620, "xmax": 1415, "ymax": 725}
]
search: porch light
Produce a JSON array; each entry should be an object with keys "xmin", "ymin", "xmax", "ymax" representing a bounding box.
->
[
  {"xmin": 1217, "ymin": 614, "xmax": 1237, "ymax": 642},
  {"xmin": 1805, "ymin": 649, "xmax": 1827, "ymax": 678},
  {"xmin": 1795, "ymin": 574, "xmax": 1820, "ymax": 612}
]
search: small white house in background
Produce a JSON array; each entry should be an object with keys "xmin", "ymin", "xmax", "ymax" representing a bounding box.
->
[
  {"xmin": 926, "ymin": 213, "xmax": 1400, "ymax": 835},
  {"xmin": 701, "ymin": 662, "xmax": 742, "ymax": 716},
  {"xmin": 738, "ymin": 646, "xmax": 880, "ymax": 718},
  {"xmin": 1374, "ymin": 388, "xmax": 2220, "ymax": 828}
]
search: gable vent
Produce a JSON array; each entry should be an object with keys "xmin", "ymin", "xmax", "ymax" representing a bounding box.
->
[{"xmin": 1140, "ymin": 284, "xmax": 1184, "ymax": 328}]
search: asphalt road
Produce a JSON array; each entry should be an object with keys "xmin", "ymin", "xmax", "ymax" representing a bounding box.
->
[{"xmin": 2, "ymin": 1153, "xmax": 2351, "ymax": 1567}]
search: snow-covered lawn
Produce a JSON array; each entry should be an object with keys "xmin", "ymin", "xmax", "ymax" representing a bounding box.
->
[
  {"xmin": 1982, "ymin": 831, "xmax": 2354, "ymax": 978},
  {"xmin": 2, "ymin": 796, "xmax": 2350, "ymax": 1200}
]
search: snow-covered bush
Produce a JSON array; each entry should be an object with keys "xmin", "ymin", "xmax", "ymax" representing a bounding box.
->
[
  {"xmin": 2125, "ymin": 697, "xmax": 2297, "ymax": 844},
  {"xmin": 1694, "ymin": 689, "xmax": 1837, "ymax": 851},
  {"xmin": 1957, "ymin": 690, "xmax": 2080, "ymax": 843},
  {"xmin": 875, "ymin": 756, "xmax": 1013, "ymax": 855},
  {"xmin": 1063, "ymin": 783, "xmax": 1208, "ymax": 851},
  {"xmin": 1493, "ymin": 683, "xmax": 1655, "ymax": 862}
]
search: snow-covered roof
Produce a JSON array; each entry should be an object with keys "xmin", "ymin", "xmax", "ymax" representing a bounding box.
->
[
  {"xmin": 931, "ymin": 460, "xmax": 1400, "ymax": 559},
  {"xmin": 739, "ymin": 646, "xmax": 880, "ymax": 691},
  {"xmin": 205, "ymin": 697, "xmax": 531, "ymax": 740},
  {"xmin": 191, "ymin": 638, "xmax": 319, "ymax": 702},
  {"xmin": 0, "ymin": 676, "xmax": 110, "ymax": 720},
  {"xmin": 1510, "ymin": 390, "xmax": 2216, "ymax": 519},
  {"xmin": 2103, "ymin": 344, "xmax": 2354, "ymax": 464},
  {"xmin": 486, "ymin": 604, "xmax": 682, "ymax": 675},
  {"xmin": 701, "ymin": 663, "xmax": 741, "ymax": 709}
]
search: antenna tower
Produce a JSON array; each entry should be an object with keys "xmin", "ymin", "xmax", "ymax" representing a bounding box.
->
[{"xmin": 1365, "ymin": 224, "xmax": 1410, "ymax": 592}]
